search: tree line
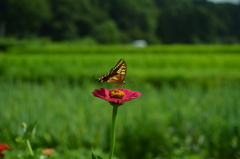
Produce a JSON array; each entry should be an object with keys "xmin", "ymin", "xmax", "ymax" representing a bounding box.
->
[{"xmin": 0, "ymin": 0, "xmax": 240, "ymax": 44}]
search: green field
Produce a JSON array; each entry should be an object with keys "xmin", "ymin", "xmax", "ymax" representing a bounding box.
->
[{"xmin": 0, "ymin": 45, "xmax": 240, "ymax": 159}]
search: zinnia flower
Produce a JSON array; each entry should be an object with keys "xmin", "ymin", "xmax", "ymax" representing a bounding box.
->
[
  {"xmin": 92, "ymin": 88, "xmax": 141, "ymax": 106},
  {"xmin": 0, "ymin": 143, "xmax": 10, "ymax": 157}
]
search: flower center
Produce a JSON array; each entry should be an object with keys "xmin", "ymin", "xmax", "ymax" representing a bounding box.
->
[{"xmin": 109, "ymin": 90, "xmax": 125, "ymax": 99}]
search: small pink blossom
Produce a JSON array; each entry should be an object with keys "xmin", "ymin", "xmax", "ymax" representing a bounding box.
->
[{"xmin": 92, "ymin": 88, "xmax": 141, "ymax": 105}]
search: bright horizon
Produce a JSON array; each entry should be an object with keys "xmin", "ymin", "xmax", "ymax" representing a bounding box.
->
[{"xmin": 208, "ymin": 0, "xmax": 240, "ymax": 4}]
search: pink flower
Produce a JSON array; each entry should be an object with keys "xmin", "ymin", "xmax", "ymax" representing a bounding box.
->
[
  {"xmin": 0, "ymin": 143, "xmax": 10, "ymax": 158},
  {"xmin": 92, "ymin": 88, "xmax": 141, "ymax": 105}
]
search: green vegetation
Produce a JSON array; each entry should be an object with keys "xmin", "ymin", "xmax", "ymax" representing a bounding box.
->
[
  {"xmin": 0, "ymin": 0, "xmax": 240, "ymax": 44},
  {"xmin": 1, "ymin": 44, "xmax": 240, "ymax": 84},
  {"xmin": 0, "ymin": 45, "xmax": 240, "ymax": 159}
]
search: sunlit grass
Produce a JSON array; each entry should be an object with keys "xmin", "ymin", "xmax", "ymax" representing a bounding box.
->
[
  {"xmin": 1, "ymin": 47, "xmax": 240, "ymax": 83},
  {"xmin": 1, "ymin": 81, "xmax": 240, "ymax": 158},
  {"xmin": 1, "ymin": 44, "xmax": 240, "ymax": 158}
]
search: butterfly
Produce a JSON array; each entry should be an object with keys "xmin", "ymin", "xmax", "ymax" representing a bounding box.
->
[{"xmin": 97, "ymin": 59, "xmax": 127, "ymax": 86}]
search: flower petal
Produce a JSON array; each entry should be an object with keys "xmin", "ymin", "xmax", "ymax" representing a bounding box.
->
[{"xmin": 93, "ymin": 88, "xmax": 141, "ymax": 104}]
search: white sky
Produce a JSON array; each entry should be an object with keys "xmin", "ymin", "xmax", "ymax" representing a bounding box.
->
[{"xmin": 208, "ymin": 0, "xmax": 240, "ymax": 4}]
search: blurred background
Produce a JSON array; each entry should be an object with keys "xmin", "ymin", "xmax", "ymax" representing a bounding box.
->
[
  {"xmin": 0, "ymin": 0, "xmax": 240, "ymax": 159},
  {"xmin": 0, "ymin": 0, "xmax": 240, "ymax": 44}
]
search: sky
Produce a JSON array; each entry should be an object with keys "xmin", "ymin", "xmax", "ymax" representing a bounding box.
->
[{"xmin": 208, "ymin": 0, "xmax": 240, "ymax": 4}]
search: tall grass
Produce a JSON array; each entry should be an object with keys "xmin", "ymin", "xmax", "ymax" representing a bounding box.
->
[
  {"xmin": 6, "ymin": 44, "xmax": 240, "ymax": 54},
  {"xmin": 1, "ymin": 81, "xmax": 240, "ymax": 159},
  {"xmin": 0, "ymin": 44, "xmax": 240, "ymax": 158},
  {"xmin": 1, "ymin": 47, "xmax": 240, "ymax": 84}
]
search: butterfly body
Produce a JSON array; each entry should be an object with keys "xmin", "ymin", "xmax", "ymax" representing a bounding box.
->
[{"xmin": 98, "ymin": 59, "xmax": 127, "ymax": 86}]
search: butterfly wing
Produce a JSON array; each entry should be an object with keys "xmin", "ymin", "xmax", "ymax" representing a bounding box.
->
[{"xmin": 99, "ymin": 59, "xmax": 127, "ymax": 86}]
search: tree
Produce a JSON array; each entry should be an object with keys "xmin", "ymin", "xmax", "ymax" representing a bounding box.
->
[
  {"xmin": 211, "ymin": 3, "xmax": 240, "ymax": 43},
  {"xmin": 156, "ymin": 0, "xmax": 217, "ymax": 43},
  {"xmin": 45, "ymin": 0, "xmax": 111, "ymax": 41},
  {"xmin": 6, "ymin": 0, "xmax": 51, "ymax": 38},
  {"xmin": 0, "ymin": 0, "xmax": 7, "ymax": 37},
  {"xmin": 91, "ymin": 20, "xmax": 120, "ymax": 44},
  {"xmin": 108, "ymin": 0, "xmax": 158, "ymax": 43}
]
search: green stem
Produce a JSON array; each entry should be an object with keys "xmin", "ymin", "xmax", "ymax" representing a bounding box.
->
[
  {"xmin": 108, "ymin": 106, "xmax": 118, "ymax": 159},
  {"xmin": 26, "ymin": 139, "xmax": 34, "ymax": 156}
]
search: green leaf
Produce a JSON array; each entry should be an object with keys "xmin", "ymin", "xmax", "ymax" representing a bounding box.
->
[
  {"xmin": 15, "ymin": 137, "xmax": 25, "ymax": 143},
  {"xmin": 91, "ymin": 148, "xmax": 103, "ymax": 159},
  {"xmin": 23, "ymin": 121, "xmax": 38, "ymax": 140}
]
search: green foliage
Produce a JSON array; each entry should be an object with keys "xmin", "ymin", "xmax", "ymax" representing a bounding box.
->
[
  {"xmin": 1, "ymin": 81, "xmax": 240, "ymax": 159},
  {"xmin": 156, "ymin": 1, "xmax": 217, "ymax": 43},
  {"xmin": 5, "ymin": 0, "xmax": 51, "ymax": 38},
  {"xmin": 0, "ymin": 38, "xmax": 18, "ymax": 51},
  {"xmin": 91, "ymin": 20, "xmax": 120, "ymax": 44},
  {"xmin": 2, "ymin": 0, "xmax": 240, "ymax": 43},
  {"xmin": 1, "ymin": 45, "xmax": 240, "ymax": 158},
  {"xmin": 1, "ymin": 45, "xmax": 240, "ymax": 85},
  {"xmin": 15, "ymin": 123, "xmax": 37, "ymax": 144},
  {"xmin": 92, "ymin": 148, "xmax": 103, "ymax": 159},
  {"xmin": 108, "ymin": 0, "xmax": 158, "ymax": 43}
]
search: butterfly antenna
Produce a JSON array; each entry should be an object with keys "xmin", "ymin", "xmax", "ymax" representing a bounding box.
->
[
  {"xmin": 129, "ymin": 80, "xmax": 134, "ymax": 84},
  {"xmin": 92, "ymin": 75, "xmax": 98, "ymax": 79}
]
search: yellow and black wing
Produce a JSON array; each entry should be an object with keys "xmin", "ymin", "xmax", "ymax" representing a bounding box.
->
[{"xmin": 98, "ymin": 59, "xmax": 127, "ymax": 86}]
